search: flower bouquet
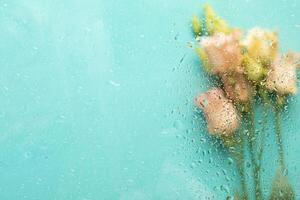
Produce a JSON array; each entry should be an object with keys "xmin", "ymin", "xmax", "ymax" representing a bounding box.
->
[{"xmin": 192, "ymin": 4, "xmax": 299, "ymax": 200}]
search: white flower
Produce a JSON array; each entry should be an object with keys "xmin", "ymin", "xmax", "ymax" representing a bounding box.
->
[
  {"xmin": 266, "ymin": 53, "xmax": 299, "ymax": 95},
  {"xmin": 194, "ymin": 88, "xmax": 239, "ymax": 136}
]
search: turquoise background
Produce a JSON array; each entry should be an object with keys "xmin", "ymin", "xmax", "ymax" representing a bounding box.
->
[{"xmin": 0, "ymin": 0, "xmax": 299, "ymax": 199}]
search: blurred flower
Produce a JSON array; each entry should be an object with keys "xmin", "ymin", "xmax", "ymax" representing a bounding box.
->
[
  {"xmin": 194, "ymin": 88, "xmax": 239, "ymax": 136},
  {"xmin": 244, "ymin": 28, "xmax": 278, "ymax": 66},
  {"xmin": 221, "ymin": 72, "xmax": 252, "ymax": 103},
  {"xmin": 192, "ymin": 15, "xmax": 202, "ymax": 36},
  {"xmin": 200, "ymin": 30, "xmax": 242, "ymax": 75},
  {"xmin": 195, "ymin": 47, "xmax": 212, "ymax": 72},
  {"xmin": 242, "ymin": 54, "xmax": 267, "ymax": 82},
  {"xmin": 266, "ymin": 53, "xmax": 299, "ymax": 95},
  {"xmin": 203, "ymin": 4, "xmax": 231, "ymax": 35}
]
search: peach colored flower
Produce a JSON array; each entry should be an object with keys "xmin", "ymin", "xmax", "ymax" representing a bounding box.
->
[
  {"xmin": 194, "ymin": 88, "xmax": 239, "ymax": 136},
  {"xmin": 266, "ymin": 53, "xmax": 299, "ymax": 95},
  {"xmin": 221, "ymin": 72, "xmax": 252, "ymax": 103},
  {"xmin": 201, "ymin": 30, "xmax": 242, "ymax": 75}
]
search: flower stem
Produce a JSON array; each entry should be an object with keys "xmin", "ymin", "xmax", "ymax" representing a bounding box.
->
[
  {"xmin": 232, "ymin": 128, "xmax": 248, "ymax": 199},
  {"xmin": 246, "ymin": 103, "xmax": 263, "ymax": 200},
  {"xmin": 239, "ymin": 135, "xmax": 248, "ymax": 199},
  {"xmin": 269, "ymin": 98, "xmax": 296, "ymax": 200},
  {"xmin": 274, "ymin": 105, "xmax": 285, "ymax": 169},
  {"xmin": 258, "ymin": 102, "xmax": 268, "ymax": 164},
  {"xmin": 257, "ymin": 94, "xmax": 271, "ymax": 200}
]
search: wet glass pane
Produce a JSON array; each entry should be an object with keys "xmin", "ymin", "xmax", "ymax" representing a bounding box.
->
[{"xmin": 0, "ymin": 0, "xmax": 299, "ymax": 199}]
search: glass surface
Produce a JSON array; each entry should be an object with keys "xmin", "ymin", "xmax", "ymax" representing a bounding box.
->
[{"xmin": 0, "ymin": 0, "xmax": 299, "ymax": 199}]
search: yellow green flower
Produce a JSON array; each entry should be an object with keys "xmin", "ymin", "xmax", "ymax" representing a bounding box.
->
[
  {"xmin": 242, "ymin": 54, "xmax": 266, "ymax": 82},
  {"xmin": 244, "ymin": 28, "xmax": 278, "ymax": 66},
  {"xmin": 203, "ymin": 3, "xmax": 231, "ymax": 35},
  {"xmin": 192, "ymin": 15, "xmax": 202, "ymax": 36},
  {"xmin": 195, "ymin": 47, "xmax": 212, "ymax": 72}
]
